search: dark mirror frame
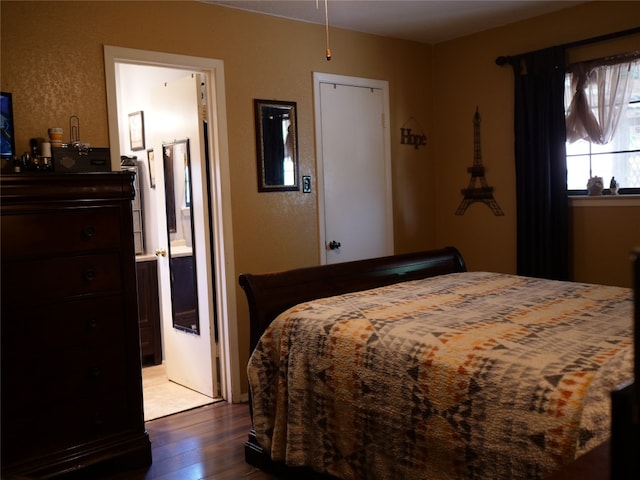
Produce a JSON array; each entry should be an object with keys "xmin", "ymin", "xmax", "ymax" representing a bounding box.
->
[
  {"xmin": 162, "ymin": 139, "xmax": 200, "ymax": 335},
  {"xmin": 163, "ymin": 143, "xmax": 177, "ymax": 233},
  {"xmin": 254, "ymin": 99, "xmax": 300, "ymax": 192}
]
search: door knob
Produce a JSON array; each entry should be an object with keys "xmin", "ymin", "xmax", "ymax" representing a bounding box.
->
[
  {"xmin": 328, "ymin": 240, "xmax": 341, "ymax": 250},
  {"xmin": 155, "ymin": 248, "xmax": 167, "ymax": 257}
]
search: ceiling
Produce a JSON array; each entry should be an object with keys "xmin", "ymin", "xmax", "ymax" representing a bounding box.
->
[{"xmin": 204, "ymin": 0, "xmax": 586, "ymax": 44}]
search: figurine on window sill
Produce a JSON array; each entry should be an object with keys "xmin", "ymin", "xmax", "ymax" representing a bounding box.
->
[
  {"xmin": 587, "ymin": 176, "xmax": 604, "ymax": 196},
  {"xmin": 610, "ymin": 176, "xmax": 619, "ymax": 195}
]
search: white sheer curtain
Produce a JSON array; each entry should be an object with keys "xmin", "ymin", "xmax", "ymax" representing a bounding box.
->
[{"xmin": 565, "ymin": 55, "xmax": 639, "ymax": 144}]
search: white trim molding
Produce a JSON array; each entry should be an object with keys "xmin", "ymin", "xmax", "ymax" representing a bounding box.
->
[{"xmin": 103, "ymin": 46, "xmax": 241, "ymax": 403}]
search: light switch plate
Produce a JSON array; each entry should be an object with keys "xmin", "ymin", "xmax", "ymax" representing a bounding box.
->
[{"xmin": 302, "ymin": 175, "xmax": 311, "ymax": 193}]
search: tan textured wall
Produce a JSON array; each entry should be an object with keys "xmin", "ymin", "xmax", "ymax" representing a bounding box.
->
[
  {"xmin": 1, "ymin": 0, "xmax": 435, "ymax": 392},
  {"xmin": 570, "ymin": 203, "xmax": 640, "ymax": 287},
  {"xmin": 431, "ymin": 1, "xmax": 640, "ymax": 284}
]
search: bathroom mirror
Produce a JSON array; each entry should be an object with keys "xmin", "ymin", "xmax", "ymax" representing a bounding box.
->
[
  {"xmin": 254, "ymin": 99, "xmax": 299, "ymax": 192},
  {"xmin": 162, "ymin": 139, "xmax": 200, "ymax": 334}
]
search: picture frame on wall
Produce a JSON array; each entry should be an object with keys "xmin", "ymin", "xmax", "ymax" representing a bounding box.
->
[
  {"xmin": 147, "ymin": 148, "xmax": 156, "ymax": 188},
  {"xmin": 1, "ymin": 92, "xmax": 15, "ymax": 160},
  {"xmin": 128, "ymin": 111, "xmax": 145, "ymax": 151}
]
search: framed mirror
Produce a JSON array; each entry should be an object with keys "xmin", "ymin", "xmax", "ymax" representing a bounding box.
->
[
  {"xmin": 162, "ymin": 139, "xmax": 200, "ymax": 335},
  {"xmin": 254, "ymin": 99, "xmax": 299, "ymax": 192}
]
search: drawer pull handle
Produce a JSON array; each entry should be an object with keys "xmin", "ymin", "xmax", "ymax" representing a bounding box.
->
[
  {"xmin": 83, "ymin": 225, "xmax": 96, "ymax": 239},
  {"xmin": 83, "ymin": 268, "xmax": 97, "ymax": 283},
  {"xmin": 87, "ymin": 317, "xmax": 98, "ymax": 329}
]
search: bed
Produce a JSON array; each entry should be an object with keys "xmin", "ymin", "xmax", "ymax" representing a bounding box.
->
[{"xmin": 241, "ymin": 247, "xmax": 636, "ymax": 480}]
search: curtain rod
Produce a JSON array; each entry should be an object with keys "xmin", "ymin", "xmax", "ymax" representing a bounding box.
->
[{"xmin": 495, "ymin": 26, "xmax": 640, "ymax": 66}]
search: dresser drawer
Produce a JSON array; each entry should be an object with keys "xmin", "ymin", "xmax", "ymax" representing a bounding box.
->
[
  {"xmin": 3, "ymin": 389, "xmax": 131, "ymax": 463},
  {"xmin": 2, "ymin": 253, "xmax": 123, "ymax": 304},
  {"xmin": 2, "ymin": 296, "xmax": 126, "ymax": 352},
  {"xmin": 3, "ymin": 341, "xmax": 128, "ymax": 406},
  {"xmin": 1, "ymin": 206, "xmax": 122, "ymax": 258}
]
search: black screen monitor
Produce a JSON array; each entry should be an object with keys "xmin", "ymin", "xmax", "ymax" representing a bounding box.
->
[{"xmin": 1, "ymin": 91, "xmax": 16, "ymax": 160}]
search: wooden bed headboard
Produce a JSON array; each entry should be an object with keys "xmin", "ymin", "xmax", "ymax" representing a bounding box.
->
[{"xmin": 239, "ymin": 246, "xmax": 466, "ymax": 353}]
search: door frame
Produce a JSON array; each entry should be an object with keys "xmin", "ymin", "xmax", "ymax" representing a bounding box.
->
[
  {"xmin": 103, "ymin": 46, "xmax": 241, "ymax": 403},
  {"xmin": 313, "ymin": 72, "xmax": 394, "ymax": 264}
]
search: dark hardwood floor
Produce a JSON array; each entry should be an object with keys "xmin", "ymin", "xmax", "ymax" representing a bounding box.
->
[
  {"xmin": 88, "ymin": 402, "xmax": 279, "ymax": 480},
  {"xmin": 44, "ymin": 400, "xmax": 614, "ymax": 480}
]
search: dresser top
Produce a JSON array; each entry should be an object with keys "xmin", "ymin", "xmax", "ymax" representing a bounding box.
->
[{"xmin": 1, "ymin": 172, "xmax": 135, "ymax": 204}]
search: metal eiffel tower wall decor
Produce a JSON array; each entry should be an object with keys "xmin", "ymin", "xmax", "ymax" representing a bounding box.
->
[{"xmin": 455, "ymin": 107, "xmax": 504, "ymax": 216}]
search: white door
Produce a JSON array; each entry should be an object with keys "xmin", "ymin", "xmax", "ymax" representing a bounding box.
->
[
  {"xmin": 314, "ymin": 73, "xmax": 393, "ymax": 264},
  {"xmin": 151, "ymin": 74, "xmax": 216, "ymax": 397}
]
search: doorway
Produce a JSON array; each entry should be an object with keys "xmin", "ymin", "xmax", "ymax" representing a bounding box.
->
[
  {"xmin": 313, "ymin": 73, "xmax": 394, "ymax": 264},
  {"xmin": 103, "ymin": 46, "xmax": 242, "ymax": 410}
]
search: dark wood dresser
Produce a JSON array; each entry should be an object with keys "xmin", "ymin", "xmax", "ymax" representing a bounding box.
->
[{"xmin": 1, "ymin": 172, "xmax": 152, "ymax": 478}]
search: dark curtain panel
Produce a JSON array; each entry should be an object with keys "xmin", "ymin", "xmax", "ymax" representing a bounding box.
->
[
  {"xmin": 512, "ymin": 46, "xmax": 569, "ymax": 280},
  {"xmin": 262, "ymin": 107, "xmax": 285, "ymax": 186}
]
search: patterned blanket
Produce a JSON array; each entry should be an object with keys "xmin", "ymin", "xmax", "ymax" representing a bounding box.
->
[{"xmin": 247, "ymin": 272, "xmax": 633, "ymax": 480}]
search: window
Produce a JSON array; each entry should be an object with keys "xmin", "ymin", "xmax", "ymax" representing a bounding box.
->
[{"xmin": 565, "ymin": 60, "xmax": 640, "ymax": 194}]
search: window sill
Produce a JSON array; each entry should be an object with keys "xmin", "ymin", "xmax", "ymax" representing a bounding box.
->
[{"xmin": 569, "ymin": 195, "xmax": 640, "ymax": 207}]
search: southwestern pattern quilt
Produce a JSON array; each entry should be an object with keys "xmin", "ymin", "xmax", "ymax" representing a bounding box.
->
[{"xmin": 247, "ymin": 272, "xmax": 633, "ymax": 480}]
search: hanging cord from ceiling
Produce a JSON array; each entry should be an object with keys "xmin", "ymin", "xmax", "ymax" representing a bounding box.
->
[{"xmin": 317, "ymin": 0, "xmax": 331, "ymax": 60}]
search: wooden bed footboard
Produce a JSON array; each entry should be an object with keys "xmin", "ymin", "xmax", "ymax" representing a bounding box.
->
[{"xmin": 239, "ymin": 246, "xmax": 466, "ymax": 471}]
